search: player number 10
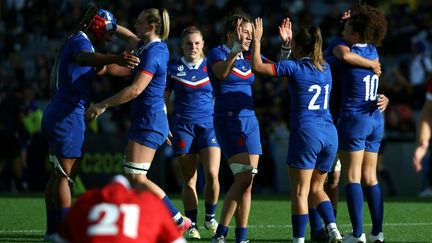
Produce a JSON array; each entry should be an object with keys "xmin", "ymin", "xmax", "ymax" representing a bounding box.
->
[{"xmin": 363, "ymin": 74, "xmax": 379, "ymax": 101}]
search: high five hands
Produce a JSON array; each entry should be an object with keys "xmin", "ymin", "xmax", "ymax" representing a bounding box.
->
[
  {"xmin": 252, "ymin": 17, "xmax": 263, "ymax": 42},
  {"xmin": 232, "ymin": 18, "xmax": 248, "ymax": 53},
  {"xmin": 252, "ymin": 17, "xmax": 292, "ymax": 47},
  {"xmin": 279, "ymin": 18, "xmax": 292, "ymax": 48}
]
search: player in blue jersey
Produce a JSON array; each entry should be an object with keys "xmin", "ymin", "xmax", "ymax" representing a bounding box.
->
[
  {"xmin": 85, "ymin": 8, "xmax": 192, "ymax": 234},
  {"xmin": 164, "ymin": 26, "xmax": 221, "ymax": 240},
  {"xmin": 309, "ymin": 6, "xmax": 389, "ymax": 242},
  {"xmin": 252, "ymin": 18, "xmax": 343, "ymax": 243},
  {"xmin": 325, "ymin": 5, "xmax": 388, "ymax": 243},
  {"xmin": 208, "ymin": 13, "xmax": 268, "ymax": 243},
  {"xmin": 41, "ymin": 7, "xmax": 140, "ymax": 241}
]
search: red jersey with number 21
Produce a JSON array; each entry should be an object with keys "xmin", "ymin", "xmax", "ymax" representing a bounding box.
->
[{"xmin": 58, "ymin": 176, "xmax": 184, "ymax": 243}]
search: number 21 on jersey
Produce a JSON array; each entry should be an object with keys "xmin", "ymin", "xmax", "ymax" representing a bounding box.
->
[
  {"xmin": 308, "ymin": 84, "xmax": 329, "ymax": 110},
  {"xmin": 87, "ymin": 203, "xmax": 140, "ymax": 239}
]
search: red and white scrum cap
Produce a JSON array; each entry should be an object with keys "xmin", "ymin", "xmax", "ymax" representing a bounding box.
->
[{"xmin": 90, "ymin": 9, "xmax": 117, "ymax": 43}]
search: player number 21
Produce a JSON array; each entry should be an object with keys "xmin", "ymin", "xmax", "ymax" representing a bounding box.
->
[
  {"xmin": 87, "ymin": 203, "xmax": 140, "ymax": 238},
  {"xmin": 308, "ymin": 84, "xmax": 329, "ymax": 110},
  {"xmin": 363, "ymin": 74, "xmax": 379, "ymax": 101}
]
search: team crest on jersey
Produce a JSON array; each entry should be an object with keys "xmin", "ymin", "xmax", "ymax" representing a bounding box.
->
[
  {"xmin": 191, "ymin": 75, "xmax": 197, "ymax": 81},
  {"xmin": 241, "ymin": 66, "xmax": 247, "ymax": 71},
  {"xmin": 176, "ymin": 65, "xmax": 186, "ymax": 76}
]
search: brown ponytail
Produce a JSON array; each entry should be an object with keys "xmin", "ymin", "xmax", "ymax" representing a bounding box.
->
[{"xmin": 294, "ymin": 26, "xmax": 325, "ymax": 71}]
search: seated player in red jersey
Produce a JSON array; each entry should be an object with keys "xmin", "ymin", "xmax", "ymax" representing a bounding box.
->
[{"xmin": 56, "ymin": 175, "xmax": 186, "ymax": 243}]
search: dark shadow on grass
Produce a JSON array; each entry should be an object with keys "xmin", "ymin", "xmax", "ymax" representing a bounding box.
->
[
  {"xmin": 0, "ymin": 233, "xmax": 43, "ymax": 242},
  {"xmin": 0, "ymin": 193, "xmax": 44, "ymax": 199},
  {"xmin": 249, "ymin": 240, "xmax": 291, "ymax": 242}
]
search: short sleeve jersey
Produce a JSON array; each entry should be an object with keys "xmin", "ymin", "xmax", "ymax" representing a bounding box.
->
[
  {"xmin": 166, "ymin": 57, "xmax": 213, "ymax": 123},
  {"xmin": 272, "ymin": 58, "xmax": 333, "ymax": 125},
  {"xmin": 51, "ymin": 32, "xmax": 96, "ymax": 114},
  {"xmin": 58, "ymin": 176, "xmax": 183, "ymax": 243},
  {"xmin": 131, "ymin": 40, "xmax": 169, "ymax": 117},
  {"xmin": 326, "ymin": 39, "xmax": 379, "ymax": 113},
  {"xmin": 207, "ymin": 45, "xmax": 257, "ymax": 117}
]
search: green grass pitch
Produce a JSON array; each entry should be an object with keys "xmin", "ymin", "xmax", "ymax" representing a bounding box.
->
[{"xmin": 0, "ymin": 194, "xmax": 431, "ymax": 242}]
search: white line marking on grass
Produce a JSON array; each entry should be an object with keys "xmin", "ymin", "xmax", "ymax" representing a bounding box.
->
[
  {"xmin": 0, "ymin": 230, "xmax": 44, "ymax": 233},
  {"xmin": 1, "ymin": 222, "xmax": 431, "ymax": 233},
  {"xmin": 247, "ymin": 222, "xmax": 432, "ymax": 228}
]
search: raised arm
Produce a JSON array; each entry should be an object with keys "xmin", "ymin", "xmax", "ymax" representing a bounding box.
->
[
  {"xmin": 211, "ymin": 53, "xmax": 240, "ymax": 81},
  {"xmin": 211, "ymin": 19, "xmax": 245, "ymax": 81},
  {"xmin": 115, "ymin": 25, "xmax": 141, "ymax": 49},
  {"xmin": 251, "ymin": 17, "xmax": 277, "ymax": 76},
  {"xmin": 278, "ymin": 18, "xmax": 292, "ymax": 60}
]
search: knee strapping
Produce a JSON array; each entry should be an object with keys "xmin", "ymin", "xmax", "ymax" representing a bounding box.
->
[
  {"xmin": 124, "ymin": 162, "xmax": 151, "ymax": 174},
  {"xmin": 229, "ymin": 163, "xmax": 258, "ymax": 175},
  {"xmin": 50, "ymin": 154, "xmax": 74, "ymax": 184}
]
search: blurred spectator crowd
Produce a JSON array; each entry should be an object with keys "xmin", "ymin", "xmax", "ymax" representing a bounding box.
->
[{"xmin": 1, "ymin": 0, "xmax": 432, "ymax": 193}]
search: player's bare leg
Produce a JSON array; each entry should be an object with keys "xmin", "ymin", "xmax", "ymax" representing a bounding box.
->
[
  {"xmin": 310, "ymin": 170, "xmax": 342, "ymax": 243},
  {"xmin": 199, "ymin": 147, "xmax": 221, "ymax": 233},
  {"xmin": 362, "ymin": 151, "xmax": 384, "ymax": 242},
  {"xmin": 213, "ymin": 153, "xmax": 257, "ymax": 242},
  {"xmin": 124, "ymin": 140, "xmax": 191, "ymax": 232},
  {"xmin": 340, "ymin": 150, "xmax": 366, "ymax": 241},
  {"xmin": 289, "ymin": 166, "xmax": 312, "ymax": 243},
  {"xmin": 178, "ymin": 153, "xmax": 200, "ymax": 239}
]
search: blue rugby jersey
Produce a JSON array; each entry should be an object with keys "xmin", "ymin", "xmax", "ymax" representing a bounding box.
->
[
  {"xmin": 166, "ymin": 57, "xmax": 214, "ymax": 123},
  {"xmin": 272, "ymin": 58, "xmax": 333, "ymax": 124},
  {"xmin": 131, "ymin": 40, "xmax": 169, "ymax": 117},
  {"xmin": 207, "ymin": 44, "xmax": 257, "ymax": 117},
  {"xmin": 324, "ymin": 37, "xmax": 347, "ymax": 57},
  {"xmin": 51, "ymin": 32, "xmax": 95, "ymax": 114},
  {"xmin": 326, "ymin": 41, "xmax": 380, "ymax": 114}
]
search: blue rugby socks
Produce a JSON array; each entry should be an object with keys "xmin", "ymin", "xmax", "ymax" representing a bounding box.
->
[
  {"xmin": 346, "ymin": 183, "xmax": 364, "ymax": 237},
  {"xmin": 364, "ymin": 184, "xmax": 383, "ymax": 235},
  {"xmin": 309, "ymin": 208, "xmax": 324, "ymax": 234}
]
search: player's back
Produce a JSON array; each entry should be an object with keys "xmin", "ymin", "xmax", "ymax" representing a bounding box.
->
[
  {"xmin": 274, "ymin": 58, "xmax": 333, "ymax": 126},
  {"xmin": 58, "ymin": 176, "xmax": 183, "ymax": 243},
  {"xmin": 331, "ymin": 43, "xmax": 379, "ymax": 114},
  {"xmin": 52, "ymin": 33, "xmax": 96, "ymax": 113}
]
